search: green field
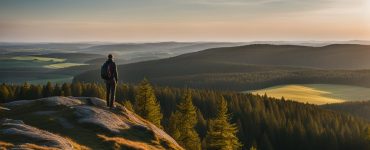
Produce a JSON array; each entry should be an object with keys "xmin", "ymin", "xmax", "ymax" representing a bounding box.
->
[
  {"xmin": 12, "ymin": 56, "xmax": 66, "ymax": 62},
  {"xmin": 44, "ymin": 63, "xmax": 87, "ymax": 69},
  {"xmin": 248, "ymin": 84, "xmax": 370, "ymax": 105},
  {"xmin": 0, "ymin": 56, "xmax": 87, "ymax": 84},
  {"xmin": 4, "ymin": 56, "xmax": 87, "ymax": 69}
]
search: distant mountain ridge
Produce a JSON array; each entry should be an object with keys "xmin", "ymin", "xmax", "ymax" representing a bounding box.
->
[{"xmin": 174, "ymin": 44, "xmax": 370, "ymax": 69}]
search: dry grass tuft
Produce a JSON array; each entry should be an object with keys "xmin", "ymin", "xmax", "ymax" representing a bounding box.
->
[
  {"xmin": 0, "ymin": 141, "xmax": 14, "ymax": 150},
  {"xmin": 19, "ymin": 143, "xmax": 59, "ymax": 150},
  {"xmin": 65, "ymin": 137, "xmax": 91, "ymax": 150},
  {"xmin": 97, "ymin": 134, "xmax": 163, "ymax": 150},
  {"xmin": 0, "ymin": 138, "xmax": 90, "ymax": 150}
]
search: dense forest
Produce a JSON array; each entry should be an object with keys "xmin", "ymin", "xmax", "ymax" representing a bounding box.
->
[
  {"xmin": 322, "ymin": 101, "xmax": 370, "ymax": 121},
  {"xmin": 1, "ymin": 81, "xmax": 370, "ymax": 150}
]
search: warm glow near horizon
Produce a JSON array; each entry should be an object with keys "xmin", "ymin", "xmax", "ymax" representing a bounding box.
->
[{"xmin": 0, "ymin": 0, "xmax": 369, "ymax": 42}]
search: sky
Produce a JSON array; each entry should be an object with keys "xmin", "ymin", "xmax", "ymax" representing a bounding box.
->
[{"xmin": 0, "ymin": 0, "xmax": 369, "ymax": 42}]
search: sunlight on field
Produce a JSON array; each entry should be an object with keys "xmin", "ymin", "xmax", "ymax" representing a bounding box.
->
[
  {"xmin": 249, "ymin": 84, "xmax": 370, "ymax": 105},
  {"xmin": 12, "ymin": 56, "xmax": 66, "ymax": 62},
  {"xmin": 44, "ymin": 63, "xmax": 87, "ymax": 69}
]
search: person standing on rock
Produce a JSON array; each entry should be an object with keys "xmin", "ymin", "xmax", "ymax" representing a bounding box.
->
[{"xmin": 101, "ymin": 54, "xmax": 118, "ymax": 108}]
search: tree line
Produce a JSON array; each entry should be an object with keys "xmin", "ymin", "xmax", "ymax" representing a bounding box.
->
[
  {"xmin": 1, "ymin": 80, "xmax": 370, "ymax": 150},
  {"xmin": 149, "ymin": 70, "xmax": 370, "ymax": 91},
  {"xmin": 74, "ymin": 63, "xmax": 370, "ymax": 91}
]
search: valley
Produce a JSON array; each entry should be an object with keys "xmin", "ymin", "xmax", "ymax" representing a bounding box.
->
[{"xmin": 2, "ymin": 0, "xmax": 369, "ymax": 149}]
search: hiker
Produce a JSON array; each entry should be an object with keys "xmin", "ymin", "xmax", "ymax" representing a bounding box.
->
[{"xmin": 101, "ymin": 54, "xmax": 118, "ymax": 108}]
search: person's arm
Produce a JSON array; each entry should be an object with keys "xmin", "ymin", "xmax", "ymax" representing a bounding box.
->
[{"xmin": 114, "ymin": 63, "xmax": 118, "ymax": 82}]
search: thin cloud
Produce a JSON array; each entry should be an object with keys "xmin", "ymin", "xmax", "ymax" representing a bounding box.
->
[
  {"xmin": 177, "ymin": 0, "xmax": 365, "ymax": 10},
  {"xmin": 185, "ymin": 0, "xmax": 281, "ymax": 6}
]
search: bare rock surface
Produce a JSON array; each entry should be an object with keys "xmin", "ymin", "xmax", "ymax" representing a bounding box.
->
[
  {"xmin": 0, "ymin": 118, "xmax": 74, "ymax": 149},
  {"xmin": 74, "ymin": 105, "xmax": 130, "ymax": 133},
  {"xmin": 0, "ymin": 96, "xmax": 183, "ymax": 150}
]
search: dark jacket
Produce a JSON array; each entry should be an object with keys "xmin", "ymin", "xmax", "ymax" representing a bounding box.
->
[{"xmin": 105, "ymin": 59, "xmax": 118, "ymax": 82}]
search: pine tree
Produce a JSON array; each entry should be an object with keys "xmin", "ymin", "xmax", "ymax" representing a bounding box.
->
[
  {"xmin": 134, "ymin": 78, "xmax": 163, "ymax": 128},
  {"xmin": 62, "ymin": 83, "xmax": 72, "ymax": 96},
  {"xmin": 53, "ymin": 83, "xmax": 61, "ymax": 96},
  {"xmin": 29, "ymin": 85, "xmax": 42, "ymax": 99},
  {"xmin": 365, "ymin": 126, "xmax": 370, "ymax": 144},
  {"xmin": 20, "ymin": 82, "xmax": 30, "ymax": 99},
  {"xmin": 206, "ymin": 97, "xmax": 242, "ymax": 150},
  {"xmin": 43, "ymin": 82, "xmax": 54, "ymax": 97},
  {"xmin": 90, "ymin": 83, "xmax": 104, "ymax": 99},
  {"xmin": 170, "ymin": 90, "xmax": 201, "ymax": 150},
  {"xmin": 0, "ymin": 84, "xmax": 10, "ymax": 102},
  {"xmin": 250, "ymin": 146, "xmax": 257, "ymax": 150},
  {"xmin": 168, "ymin": 112, "xmax": 181, "ymax": 140},
  {"xmin": 71, "ymin": 82, "xmax": 83, "ymax": 96}
]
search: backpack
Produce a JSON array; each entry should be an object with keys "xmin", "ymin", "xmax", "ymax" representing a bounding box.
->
[{"xmin": 101, "ymin": 62, "xmax": 113, "ymax": 80}]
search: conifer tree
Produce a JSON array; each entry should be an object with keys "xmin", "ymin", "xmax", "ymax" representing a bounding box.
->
[
  {"xmin": 206, "ymin": 97, "xmax": 242, "ymax": 150},
  {"xmin": 168, "ymin": 112, "xmax": 181, "ymax": 140},
  {"xmin": 169, "ymin": 90, "xmax": 201, "ymax": 150},
  {"xmin": 62, "ymin": 83, "xmax": 72, "ymax": 96},
  {"xmin": 42, "ymin": 82, "xmax": 54, "ymax": 97},
  {"xmin": 250, "ymin": 146, "xmax": 257, "ymax": 150},
  {"xmin": 53, "ymin": 83, "xmax": 61, "ymax": 96},
  {"xmin": 71, "ymin": 82, "xmax": 83, "ymax": 96},
  {"xmin": 0, "ymin": 84, "xmax": 10, "ymax": 102},
  {"xmin": 365, "ymin": 126, "xmax": 370, "ymax": 144},
  {"xmin": 134, "ymin": 78, "xmax": 163, "ymax": 128},
  {"xmin": 90, "ymin": 83, "xmax": 104, "ymax": 99},
  {"xmin": 20, "ymin": 82, "xmax": 30, "ymax": 99},
  {"xmin": 29, "ymin": 85, "xmax": 42, "ymax": 99}
]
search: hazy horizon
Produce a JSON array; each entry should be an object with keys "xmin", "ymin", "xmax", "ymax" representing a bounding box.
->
[
  {"xmin": 0, "ymin": 40, "xmax": 370, "ymax": 44},
  {"xmin": 0, "ymin": 0, "xmax": 369, "ymax": 42}
]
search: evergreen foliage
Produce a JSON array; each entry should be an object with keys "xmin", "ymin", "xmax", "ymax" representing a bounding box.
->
[
  {"xmin": 0, "ymin": 84, "xmax": 10, "ymax": 102},
  {"xmin": 206, "ymin": 97, "xmax": 242, "ymax": 150},
  {"xmin": 169, "ymin": 90, "xmax": 201, "ymax": 150},
  {"xmin": 43, "ymin": 82, "xmax": 54, "ymax": 97},
  {"xmin": 62, "ymin": 83, "xmax": 72, "ymax": 96},
  {"xmin": 1, "ymin": 82, "xmax": 369, "ymax": 149},
  {"xmin": 134, "ymin": 79, "xmax": 163, "ymax": 128}
]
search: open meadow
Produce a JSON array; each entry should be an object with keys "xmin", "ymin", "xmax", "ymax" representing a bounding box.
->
[{"xmin": 249, "ymin": 84, "xmax": 370, "ymax": 105}]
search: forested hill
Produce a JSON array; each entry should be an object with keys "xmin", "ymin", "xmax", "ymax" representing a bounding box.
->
[
  {"xmin": 171, "ymin": 44, "xmax": 370, "ymax": 70},
  {"xmin": 74, "ymin": 44, "xmax": 370, "ymax": 91}
]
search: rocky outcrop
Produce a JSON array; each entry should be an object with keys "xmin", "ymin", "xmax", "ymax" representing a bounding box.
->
[
  {"xmin": 0, "ymin": 96, "xmax": 183, "ymax": 150},
  {"xmin": 1, "ymin": 118, "xmax": 79, "ymax": 149}
]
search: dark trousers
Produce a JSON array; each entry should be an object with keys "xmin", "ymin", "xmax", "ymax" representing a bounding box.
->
[{"xmin": 105, "ymin": 80, "xmax": 116, "ymax": 108}]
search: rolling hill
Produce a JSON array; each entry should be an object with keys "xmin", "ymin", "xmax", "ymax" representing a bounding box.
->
[
  {"xmin": 0, "ymin": 42, "xmax": 246, "ymax": 84},
  {"xmin": 79, "ymin": 42, "xmax": 246, "ymax": 64},
  {"xmin": 147, "ymin": 44, "xmax": 370, "ymax": 70},
  {"xmin": 74, "ymin": 44, "xmax": 370, "ymax": 91}
]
